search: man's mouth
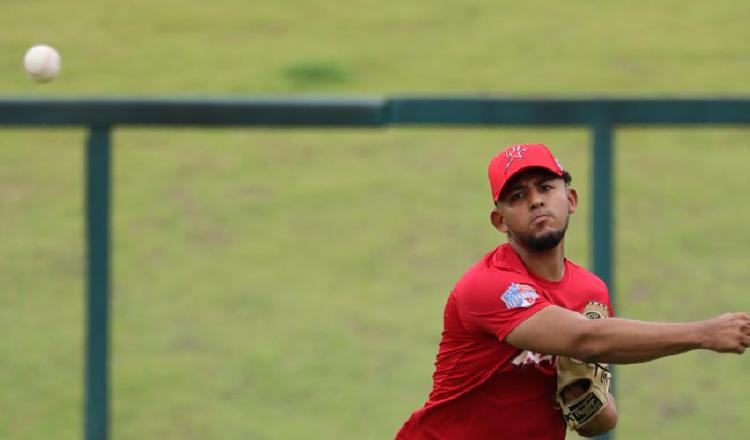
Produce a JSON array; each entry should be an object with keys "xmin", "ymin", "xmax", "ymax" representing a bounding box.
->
[{"xmin": 531, "ymin": 213, "xmax": 553, "ymax": 225}]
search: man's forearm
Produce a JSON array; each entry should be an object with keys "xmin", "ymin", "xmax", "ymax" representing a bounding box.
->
[
  {"xmin": 581, "ymin": 318, "xmax": 705, "ymax": 364},
  {"xmin": 507, "ymin": 306, "xmax": 750, "ymax": 363},
  {"xmin": 576, "ymin": 393, "xmax": 618, "ymax": 437}
]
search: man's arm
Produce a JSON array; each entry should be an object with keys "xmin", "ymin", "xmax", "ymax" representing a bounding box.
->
[
  {"xmin": 506, "ymin": 305, "xmax": 750, "ymax": 364},
  {"xmin": 561, "ymin": 383, "xmax": 618, "ymax": 437},
  {"xmin": 575, "ymin": 394, "xmax": 617, "ymax": 437}
]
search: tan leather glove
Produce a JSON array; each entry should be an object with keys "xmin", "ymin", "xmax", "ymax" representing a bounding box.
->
[{"xmin": 555, "ymin": 302, "xmax": 612, "ymax": 430}]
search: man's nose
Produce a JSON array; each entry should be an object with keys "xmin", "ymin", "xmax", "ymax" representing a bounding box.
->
[{"xmin": 529, "ymin": 189, "xmax": 545, "ymax": 209}]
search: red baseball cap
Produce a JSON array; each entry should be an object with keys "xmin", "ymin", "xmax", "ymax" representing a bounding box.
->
[{"xmin": 488, "ymin": 144, "xmax": 564, "ymax": 202}]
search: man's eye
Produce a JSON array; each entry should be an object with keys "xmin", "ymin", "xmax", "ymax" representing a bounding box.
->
[
  {"xmin": 540, "ymin": 184, "xmax": 552, "ymax": 192},
  {"xmin": 510, "ymin": 192, "xmax": 524, "ymax": 201}
]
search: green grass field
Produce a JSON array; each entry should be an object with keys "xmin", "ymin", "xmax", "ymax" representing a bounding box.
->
[{"xmin": 2, "ymin": 1, "xmax": 750, "ymax": 439}]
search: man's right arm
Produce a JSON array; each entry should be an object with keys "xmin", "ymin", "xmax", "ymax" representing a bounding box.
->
[{"xmin": 505, "ymin": 305, "xmax": 750, "ymax": 364}]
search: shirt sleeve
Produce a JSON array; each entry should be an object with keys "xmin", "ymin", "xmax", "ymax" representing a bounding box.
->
[{"xmin": 455, "ymin": 276, "xmax": 552, "ymax": 342}]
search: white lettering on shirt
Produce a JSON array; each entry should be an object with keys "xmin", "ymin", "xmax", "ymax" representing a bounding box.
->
[{"xmin": 511, "ymin": 350, "xmax": 556, "ymax": 367}]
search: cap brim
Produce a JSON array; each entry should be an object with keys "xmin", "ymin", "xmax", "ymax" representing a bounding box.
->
[{"xmin": 495, "ymin": 165, "xmax": 564, "ymax": 202}]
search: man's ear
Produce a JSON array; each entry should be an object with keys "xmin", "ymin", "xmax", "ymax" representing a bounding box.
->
[
  {"xmin": 490, "ymin": 208, "xmax": 509, "ymax": 233},
  {"xmin": 567, "ymin": 188, "xmax": 578, "ymax": 215}
]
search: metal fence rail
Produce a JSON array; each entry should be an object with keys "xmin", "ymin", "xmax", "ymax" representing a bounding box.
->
[{"xmin": 3, "ymin": 96, "xmax": 750, "ymax": 440}]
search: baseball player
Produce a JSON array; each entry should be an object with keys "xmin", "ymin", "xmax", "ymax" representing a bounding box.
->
[{"xmin": 395, "ymin": 143, "xmax": 750, "ymax": 439}]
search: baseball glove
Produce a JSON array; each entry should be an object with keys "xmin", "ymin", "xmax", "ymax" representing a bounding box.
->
[{"xmin": 555, "ymin": 301, "xmax": 612, "ymax": 430}]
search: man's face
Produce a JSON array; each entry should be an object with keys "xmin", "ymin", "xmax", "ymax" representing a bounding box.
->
[{"xmin": 493, "ymin": 168, "xmax": 577, "ymax": 252}]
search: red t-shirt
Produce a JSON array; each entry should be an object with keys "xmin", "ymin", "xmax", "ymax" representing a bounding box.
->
[{"xmin": 396, "ymin": 243, "xmax": 612, "ymax": 440}]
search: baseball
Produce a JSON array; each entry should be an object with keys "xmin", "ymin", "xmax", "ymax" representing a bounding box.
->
[{"xmin": 23, "ymin": 45, "xmax": 62, "ymax": 82}]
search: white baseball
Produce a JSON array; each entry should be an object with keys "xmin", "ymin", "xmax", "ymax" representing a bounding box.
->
[{"xmin": 24, "ymin": 45, "xmax": 62, "ymax": 83}]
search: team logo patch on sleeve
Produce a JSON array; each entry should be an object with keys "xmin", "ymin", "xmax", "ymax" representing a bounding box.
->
[{"xmin": 501, "ymin": 283, "xmax": 539, "ymax": 309}]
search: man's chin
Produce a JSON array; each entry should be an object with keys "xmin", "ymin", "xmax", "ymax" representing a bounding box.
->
[{"xmin": 520, "ymin": 229, "xmax": 566, "ymax": 252}]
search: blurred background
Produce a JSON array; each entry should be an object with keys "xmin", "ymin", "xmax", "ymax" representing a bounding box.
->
[{"xmin": 1, "ymin": 1, "xmax": 750, "ymax": 439}]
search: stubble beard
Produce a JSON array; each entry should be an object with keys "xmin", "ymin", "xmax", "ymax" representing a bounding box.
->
[{"xmin": 511, "ymin": 219, "xmax": 569, "ymax": 252}]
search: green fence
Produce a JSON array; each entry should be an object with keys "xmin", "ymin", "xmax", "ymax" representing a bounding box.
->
[{"xmin": 3, "ymin": 96, "xmax": 750, "ymax": 440}]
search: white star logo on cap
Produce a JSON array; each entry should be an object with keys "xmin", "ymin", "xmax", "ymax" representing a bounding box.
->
[{"xmin": 504, "ymin": 145, "xmax": 528, "ymax": 173}]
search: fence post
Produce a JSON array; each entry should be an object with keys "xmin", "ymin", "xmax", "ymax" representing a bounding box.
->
[
  {"xmin": 591, "ymin": 119, "xmax": 614, "ymax": 440},
  {"xmin": 85, "ymin": 125, "xmax": 112, "ymax": 440},
  {"xmin": 592, "ymin": 120, "xmax": 614, "ymax": 297}
]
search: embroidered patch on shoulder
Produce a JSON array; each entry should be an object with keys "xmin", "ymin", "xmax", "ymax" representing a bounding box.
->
[{"xmin": 501, "ymin": 283, "xmax": 539, "ymax": 309}]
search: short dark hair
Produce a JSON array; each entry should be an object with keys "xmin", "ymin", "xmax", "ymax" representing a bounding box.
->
[{"xmin": 562, "ymin": 170, "xmax": 572, "ymax": 185}]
